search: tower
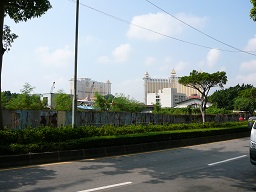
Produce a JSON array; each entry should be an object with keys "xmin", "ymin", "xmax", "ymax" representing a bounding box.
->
[
  {"xmin": 169, "ymin": 69, "xmax": 177, "ymax": 88},
  {"xmin": 143, "ymin": 71, "xmax": 150, "ymax": 104},
  {"xmin": 143, "ymin": 69, "xmax": 201, "ymax": 105}
]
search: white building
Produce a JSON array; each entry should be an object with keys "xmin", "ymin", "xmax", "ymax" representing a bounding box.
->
[
  {"xmin": 143, "ymin": 69, "xmax": 201, "ymax": 104},
  {"xmin": 40, "ymin": 93, "xmax": 56, "ymax": 109},
  {"xmin": 174, "ymin": 98, "xmax": 212, "ymax": 108},
  {"xmin": 147, "ymin": 88, "xmax": 188, "ymax": 108},
  {"xmin": 70, "ymin": 78, "xmax": 111, "ymax": 100}
]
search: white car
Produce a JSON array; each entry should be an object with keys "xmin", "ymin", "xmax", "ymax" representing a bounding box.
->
[{"xmin": 250, "ymin": 121, "xmax": 256, "ymax": 165}]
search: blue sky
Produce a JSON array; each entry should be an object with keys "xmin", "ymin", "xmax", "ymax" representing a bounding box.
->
[{"xmin": 3, "ymin": 0, "xmax": 256, "ymax": 102}]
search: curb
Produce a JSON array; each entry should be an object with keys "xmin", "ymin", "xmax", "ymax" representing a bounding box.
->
[{"xmin": 0, "ymin": 131, "xmax": 250, "ymax": 169}]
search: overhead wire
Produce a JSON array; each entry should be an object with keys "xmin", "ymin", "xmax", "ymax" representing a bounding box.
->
[
  {"xmin": 68, "ymin": 0, "xmax": 255, "ymax": 56},
  {"xmin": 145, "ymin": 0, "xmax": 256, "ymax": 56}
]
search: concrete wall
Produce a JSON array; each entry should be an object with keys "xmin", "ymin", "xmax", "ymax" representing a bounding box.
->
[{"xmin": 3, "ymin": 110, "xmax": 241, "ymax": 130}]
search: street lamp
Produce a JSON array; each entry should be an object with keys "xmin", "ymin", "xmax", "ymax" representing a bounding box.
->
[{"xmin": 72, "ymin": 0, "xmax": 79, "ymax": 128}]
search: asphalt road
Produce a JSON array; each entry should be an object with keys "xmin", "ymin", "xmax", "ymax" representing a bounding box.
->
[{"xmin": 0, "ymin": 137, "xmax": 255, "ymax": 192}]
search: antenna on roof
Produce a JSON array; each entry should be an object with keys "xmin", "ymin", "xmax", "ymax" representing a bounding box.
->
[{"xmin": 50, "ymin": 82, "xmax": 55, "ymax": 93}]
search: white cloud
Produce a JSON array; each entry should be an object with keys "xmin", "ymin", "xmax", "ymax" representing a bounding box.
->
[
  {"xmin": 112, "ymin": 78, "xmax": 144, "ymax": 102},
  {"xmin": 33, "ymin": 46, "xmax": 73, "ymax": 93},
  {"xmin": 174, "ymin": 61, "xmax": 188, "ymax": 73},
  {"xmin": 98, "ymin": 43, "xmax": 132, "ymax": 64},
  {"xmin": 235, "ymin": 59, "xmax": 256, "ymax": 86},
  {"xmin": 112, "ymin": 43, "xmax": 132, "ymax": 63},
  {"xmin": 127, "ymin": 12, "xmax": 206, "ymax": 41},
  {"xmin": 240, "ymin": 59, "xmax": 256, "ymax": 71},
  {"xmin": 35, "ymin": 46, "xmax": 73, "ymax": 68},
  {"xmin": 206, "ymin": 49, "xmax": 220, "ymax": 67},
  {"xmin": 236, "ymin": 73, "xmax": 256, "ymax": 84},
  {"xmin": 244, "ymin": 36, "xmax": 256, "ymax": 52},
  {"xmin": 145, "ymin": 57, "xmax": 157, "ymax": 66}
]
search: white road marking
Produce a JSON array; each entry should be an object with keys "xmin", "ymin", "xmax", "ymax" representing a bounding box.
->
[
  {"xmin": 208, "ymin": 155, "xmax": 247, "ymax": 166},
  {"xmin": 77, "ymin": 182, "xmax": 132, "ymax": 192}
]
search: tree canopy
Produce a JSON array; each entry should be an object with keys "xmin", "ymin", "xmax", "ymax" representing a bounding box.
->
[
  {"xmin": 94, "ymin": 92, "xmax": 111, "ymax": 111},
  {"xmin": 178, "ymin": 70, "xmax": 227, "ymax": 122},
  {"xmin": 3, "ymin": 83, "xmax": 46, "ymax": 110},
  {"xmin": 111, "ymin": 94, "xmax": 145, "ymax": 113},
  {"xmin": 54, "ymin": 90, "xmax": 72, "ymax": 111},
  {"xmin": 234, "ymin": 87, "xmax": 256, "ymax": 115},
  {"xmin": 1, "ymin": 0, "xmax": 51, "ymax": 52},
  {"xmin": 209, "ymin": 84, "xmax": 254, "ymax": 110},
  {"xmin": 94, "ymin": 93, "xmax": 145, "ymax": 113},
  {"xmin": 250, "ymin": 0, "xmax": 256, "ymax": 21},
  {"xmin": 3, "ymin": 1, "xmax": 52, "ymax": 23}
]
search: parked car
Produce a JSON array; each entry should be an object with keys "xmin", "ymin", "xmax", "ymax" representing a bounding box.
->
[
  {"xmin": 248, "ymin": 116, "xmax": 256, "ymax": 129},
  {"xmin": 250, "ymin": 121, "xmax": 256, "ymax": 165},
  {"xmin": 249, "ymin": 116, "xmax": 256, "ymax": 121}
]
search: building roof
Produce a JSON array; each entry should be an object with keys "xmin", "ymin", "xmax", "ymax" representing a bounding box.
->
[{"xmin": 174, "ymin": 98, "xmax": 212, "ymax": 108}]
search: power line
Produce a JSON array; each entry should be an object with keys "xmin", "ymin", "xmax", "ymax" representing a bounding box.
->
[
  {"xmin": 145, "ymin": 0, "xmax": 256, "ymax": 56},
  {"xmin": 68, "ymin": 0, "xmax": 255, "ymax": 55}
]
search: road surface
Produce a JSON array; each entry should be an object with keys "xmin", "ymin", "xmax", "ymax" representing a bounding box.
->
[{"xmin": 0, "ymin": 137, "xmax": 255, "ymax": 192}]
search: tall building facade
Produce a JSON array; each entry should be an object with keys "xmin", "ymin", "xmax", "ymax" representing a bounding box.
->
[
  {"xmin": 147, "ymin": 88, "xmax": 188, "ymax": 108},
  {"xmin": 70, "ymin": 78, "xmax": 111, "ymax": 100},
  {"xmin": 143, "ymin": 69, "xmax": 201, "ymax": 104}
]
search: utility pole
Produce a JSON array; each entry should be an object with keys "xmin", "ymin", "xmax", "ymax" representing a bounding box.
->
[{"xmin": 72, "ymin": 0, "xmax": 79, "ymax": 128}]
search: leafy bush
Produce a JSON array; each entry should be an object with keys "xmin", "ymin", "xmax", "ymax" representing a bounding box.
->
[
  {"xmin": 206, "ymin": 106, "xmax": 232, "ymax": 114},
  {"xmin": 0, "ymin": 122, "xmax": 248, "ymax": 155}
]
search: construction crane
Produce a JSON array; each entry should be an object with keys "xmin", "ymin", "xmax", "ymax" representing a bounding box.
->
[
  {"xmin": 87, "ymin": 82, "xmax": 95, "ymax": 101},
  {"xmin": 50, "ymin": 82, "xmax": 55, "ymax": 93}
]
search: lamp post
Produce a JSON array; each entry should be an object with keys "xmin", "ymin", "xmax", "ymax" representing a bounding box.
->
[{"xmin": 72, "ymin": 0, "xmax": 79, "ymax": 128}]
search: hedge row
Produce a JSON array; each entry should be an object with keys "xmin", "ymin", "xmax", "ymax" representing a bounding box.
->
[
  {"xmin": 0, "ymin": 122, "xmax": 248, "ymax": 155},
  {"xmin": 0, "ymin": 122, "xmax": 246, "ymax": 145}
]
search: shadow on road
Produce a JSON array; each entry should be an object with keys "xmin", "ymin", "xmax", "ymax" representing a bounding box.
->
[
  {"xmin": 78, "ymin": 137, "xmax": 256, "ymax": 191},
  {"xmin": 0, "ymin": 138, "xmax": 256, "ymax": 191}
]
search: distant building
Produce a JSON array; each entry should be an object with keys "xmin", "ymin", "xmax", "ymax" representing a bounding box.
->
[
  {"xmin": 40, "ymin": 93, "xmax": 56, "ymax": 109},
  {"xmin": 174, "ymin": 98, "xmax": 212, "ymax": 108},
  {"xmin": 189, "ymin": 94, "xmax": 201, "ymax": 99},
  {"xmin": 147, "ymin": 88, "xmax": 188, "ymax": 108},
  {"xmin": 70, "ymin": 78, "xmax": 111, "ymax": 100},
  {"xmin": 143, "ymin": 69, "xmax": 201, "ymax": 104}
]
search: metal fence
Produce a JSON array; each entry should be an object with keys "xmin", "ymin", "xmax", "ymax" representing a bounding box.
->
[{"xmin": 3, "ymin": 110, "xmax": 241, "ymax": 130}]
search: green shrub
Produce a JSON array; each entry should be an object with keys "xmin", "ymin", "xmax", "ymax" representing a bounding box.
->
[{"xmin": 0, "ymin": 122, "xmax": 248, "ymax": 155}]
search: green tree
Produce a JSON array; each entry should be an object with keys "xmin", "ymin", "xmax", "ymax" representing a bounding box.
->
[
  {"xmin": 6, "ymin": 83, "xmax": 44, "ymax": 110},
  {"xmin": 152, "ymin": 101, "xmax": 161, "ymax": 113},
  {"xmin": 234, "ymin": 87, "xmax": 256, "ymax": 115},
  {"xmin": 111, "ymin": 94, "xmax": 145, "ymax": 113},
  {"xmin": 178, "ymin": 70, "xmax": 227, "ymax": 123},
  {"xmin": 104, "ymin": 94, "xmax": 115, "ymax": 104},
  {"xmin": 250, "ymin": 0, "xmax": 256, "ymax": 21},
  {"xmin": 1, "ymin": 91, "xmax": 18, "ymax": 109},
  {"xmin": 209, "ymin": 84, "xmax": 254, "ymax": 110},
  {"xmin": 206, "ymin": 106, "xmax": 231, "ymax": 115},
  {"xmin": 3, "ymin": 25, "xmax": 18, "ymax": 52},
  {"xmin": 21, "ymin": 82, "xmax": 35, "ymax": 94},
  {"xmin": 94, "ymin": 92, "xmax": 110, "ymax": 111},
  {"xmin": 54, "ymin": 90, "xmax": 72, "ymax": 111},
  {"xmin": 0, "ymin": 0, "xmax": 52, "ymax": 129},
  {"xmin": 234, "ymin": 97, "xmax": 252, "ymax": 112}
]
